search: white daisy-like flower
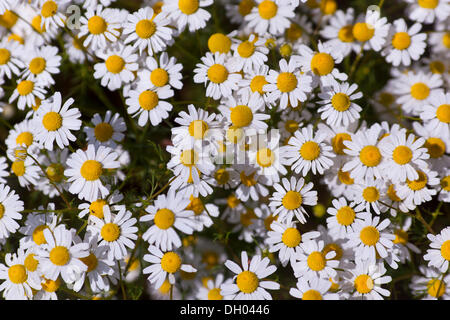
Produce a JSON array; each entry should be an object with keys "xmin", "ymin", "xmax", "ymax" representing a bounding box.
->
[
  {"xmin": 64, "ymin": 144, "xmax": 120, "ymax": 202},
  {"xmin": 9, "ymin": 78, "xmax": 47, "ymax": 110},
  {"xmin": 78, "ymin": 5, "xmax": 121, "ymax": 50},
  {"xmin": 123, "ymin": 7, "xmax": 173, "ymax": 55},
  {"xmin": 244, "ymin": 0, "xmax": 297, "ymax": 36},
  {"xmin": 138, "ymin": 52, "xmax": 183, "ymax": 90},
  {"xmin": 269, "ymin": 176, "xmax": 318, "ymax": 224},
  {"xmin": 36, "ymin": 224, "xmax": 89, "ymax": 283},
  {"xmin": 293, "ymin": 239, "xmax": 339, "ymax": 280},
  {"xmin": 346, "ymin": 214, "xmax": 395, "ymax": 264},
  {"xmin": 185, "ymin": 195, "xmax": 220, "ymax": 232},
  {"xmin": 77, "ymin": 189, "xmax": 124, "ymax": 220},
  {"xmin": 143, "ymin": 245, "xmax": 197, "ymax": 290},
  {"xmin": 266, "ymin": 220, "xmax": 320, "ymax": 267},
  {"xmin": 94, "ymin": 44, "xmax": 138, "ymax": 91},
  {"xmin": 349, "ymin": 178, "xmax": 389, "ymax": 215},
  {"xmin": 404, "ymin": 0, "xmax": 450, "ymax": 24},
  {"xmin": 326, "ymin": 197, "xmax": 367, "ymax": 240},
  {"xmin": 84, "ymin": 111, "xmax": 126, "ymax": 147},
  {"xmin": 289, "ymin": 276, "xmax": 339, "ymax": 300},
  {"xmin": 196, "ymin": 273, "xmax": 232, "ymax": 300},
  {"xmin": 410, "ymin": 265, "xmax": 450, "ymax": 300},
  {"xmin": 345, "ymin": 259, "xmax": 392, "ymax": 300},
  {"xmin": 424, "ymin": 226, "xmax": 450, "ymax": 272},
  {"xmin": 87, "ymin": 205, "xmax": 138, "ymax": 261},
  {"xmin": 413, "ymin": 121, "xmax": 450, "ymax": 170},
  {"xmin": 5, "ymin": 119, "xmax": 40, "ymax": 152},
  {"xmin": 34, "ymin": 92, "xmax": 81, "ymax": 151},
  {"xmin": 0, "ymin": 38, "xmax": 25, "ymax": 80},
  {"xmin": 317, "ymin": 80, "xmax": 363, "ymax": 127},
  {"xmin": 0, "ymin": 249, "xmax": 42, "ymax": 300},
  {"xmin": 37, "ymin": 0, "xmax": 70, "ymax": 32},
  {"xmin": 11, "ymin": 157, "xmax": 41, "ymax": 189},
  {"xmin": 125, "ymin": 84, "xmax": 174, "ymax": 127},
  {"xmin": 229, "ymin": 206, "xmax": 264, "ymax": 243},
  {"xmin": 18, "ymin": 205, "xmax": 59, "ymax": 249},
  {"xmin": 277, "ymin": 110, "xmax": 304, "ymax": 141},
  {"xmin": 140, "ymin": 190, "xmax": 197, "ymax": 251},
  {"xmin": 420, "ymin": 91, "xmax": 450, "ymax": 139},
  {"xmin": 237, "ymin": 64, "xmax": 272, "ymax": 107},
  {"xmin": 63, "ymin": 33, "xmax": 91, "ymax": 64},
  {"xmin": 234, "ymin": 165, "xmax": 270, "ymax": 202},
  {"xmin": 352, "ymin": 9, "xmax": 391, "ymax": 52},
  {"xmin": 229, "ymin": 34, "xmax": 269, "ymax": 73},
  {"xmin": 264, "ymin": 57, "xmax": 313, "ymax": 109},
  {"xmin": 390, "ymin": 217, "xmax": 421, "ymax": 266},
  {"xmin": 162, "ymin": 0, "xmax": 213, "ymax": 32},
  {"xmin": 0, "ymin": 183, "xmax": 23, "ymax": 241},
  {"xmin": 382, "ymin": 18, "xmax": 427, "ymax": 67},
  {"xmin": 282, "ymin": 125, "xmax": 335, "ymax": 176},
  {"xmin": 193, "ymin": 52, "xmax": 241, "ymax": 100},
  {"xmin": 221, "ymin": 251, "xmax": 280, "ymax": 300}
]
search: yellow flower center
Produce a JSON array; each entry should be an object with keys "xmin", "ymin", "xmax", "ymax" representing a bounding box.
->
[
  {"xmin": 393, "ymin": 229, "xmax": 408, "ymax": 245},
  {"xmin": 250, "ymin": 75, "xmax": 268, "ymax": 94},
  {"xmin": 338, "ymin": 168, "xmax": 354, "ymax": 185},
  {"xmin": 392, "ymin": 32, "xmax": 411, "ymax": 50},
  {"xmin": 429, "ymin": 60, "xmax": 445, "ymax": 74},
  {"xmin": 12, "ymin": 160, "xmax": 25, "ymax": 177},
  {"xmin": 410, "ymin": 82, "xmax": 430, "ymax": 100},
  {"xmin": 180, "ymin": 149, "xmax": 198, "ymax": 166},
  {"xmin": 88, "ymin": 15, "xmax": 107, "ymax": 35},
  {"xmin": 46, "ymin": 163, "xmax": 64, "ymax": 183},
  {"xmin": 240, "ymin": 208, "xmax": 257, "ymax": 227},
  {"xmin": 441, "ymin": 175, "xmax": 450, "ymax": 191},
  {"xmin": 281, "ymin": 227, "xmax": 301, "ymax": 248},
  {"xmin": 286, "ymin": 23, "xmax": 303, "ymax": 42},
  {"xmin": 0, "ymin": 48, "xmax": 11, "ymax": 65},
  {"xmin": 307, "ymin": 251, "xmax": 326, "ymax": 271},
  {"xmin": 42, "ymin": 111, "xmax": 62, "ymax": 131},
  {"xmin": 89, "ymin": 199, "xmax": 107, "ymax": 219},
  {"xmin": 139, "ymin": 90, "xmax": 159, "ymax": 110},
  {"xmin": 80, "ymin": 160, "xmax": 103, "ymax": 181},
  {"xmin": 42, "ymin": 278, "xmax": 61, "ymax": 292},
  {"xmin": 158, "ymin": 279, "xmax": 172, "ymax": 294},
  {"xmin": 178, "ymin": 0, "xmax": 199, "ymax": 15},
  {"xmin": 284, "ymin": 120, "xmax": 299, "ymax": 134},
  {"xmin": 331, "ymin": 133, "xmax": 351, "ymax": 155},
  {"xmin": 202, "ymin": 251, "xmax": 219, "ymax": 269},
  {"xmin": 24, "ymin": 254, "xmax": 39, "ymax": 272},
  {"xmin": 0, "ymin": 203, "xmax": 4, "ymax": 219},
  {"xmin": 227, "ymin": 194, "xmax": 240, "ymax": 208},
  {"xmin": 282, "ymin": 191, "xmax": 303, "ymax": 210},
  {"xmin": 16, "ymin": 131, "xmax": 34, "ymax": 147},
  {"xmin": 359, "ymin": 145, "xmax": 382, "ymax": 167},
  {"xmin": 300, "ymin": 141, "xmax": 321, "ymax": 160},
  {"xmin": 256, "ymin": 148, "xmax": 275, "ymax": 168},
  {"xmin": 320, "ymin": 0, "xmax": 337, "ymax": 15},
  {"xmin": 214, "ymin": 168, "xmax": 230, "ymax": 185},
  {"xmin": 230, "ymin": 105, "xmax": 253, "ymax": 128},
  {"xmin": 436, "ymin": 104, "xmax": 450, "ymax": 123},
  {"xmin": 31, "ymin": 15, "xmax": 45, "ymax": 33},
  {"xmin": 280, "ymin": 43, "xmax": 292, "ymax": 57},
  {"xmin": 323, "ymin": 243, "xmax": 343, "ymax": 260},
  {"xmin": 94, "ymin": 122, "xmax": 113, "ymax": 142},
  {"xmin": 80, "ymin": 253, "xmax": 98, "ymax": 272},
  {"xmin": 362, "ymin": 186, "xmax": 380, "ymax": 203},
  {"xmin": 237, "ymin": 41, "xmax": 255, "ymax": 58},
  {"xmin": 311, "ymin": 52, "xmax": 335, "ymax": 76},
  {"xmin": 161, "ymin": 251, "xmax": 182, "ymax": 273},
  {"xmin": 302, "ymin": 289, "xmax": 323, "ymax": 300},
  {"xmin": 105, "ymin": 55, "xmax": 125, "ymax": 74},
  {"xmin": 135, "ymin": 19, "xmax": 156, "ymax": 39},
  {"xmin": 41, "ymin": 1, "xmax": 58, "ymax": 18},
  {"xmin": 49, "ymin": 246, "xmax": 70, "ymax": 266},
  {"xmin": 154, "ymin": 208, "xmax": 175, "ymax": 229},
  {"xmin": 240, "ymin": 171, "xmax": 257, "ymax": 186},
  {"xmin": 0, "ymin": 10, "xmax": 18, "ymax": 29},
  {"xmin": 32, "ymin": 225, "xmax": 48, "ymax": 245},
  {"xmin": 336, "ymin": 206, "xmax": 355, "ymax": 226},
  {"xmin": 407, "ymin": 170, "xmax": 428, "ymax": 191},
  {"xmin": 150, "ymin": 68, "xmax": 169, "ymax": 87},
  {"xmin": 207, "ymin": 63, "xmax": 228, "ymax": 84},
  {"xmin": 208, "ymin": 288, "xmax": 223, "ymax": 300},
  {"xmin": 418, "ymin": 0, "xmax": 439, "ymax": 9},
  {"xmin": 392, "ymin": 145, "xmax": 413, "ymax": 165},
  {"xmin": 360, "ymin": 226, "xmax": 380, "ymax": 246},
  {"xmin": 387, "ymin": 184, "xmax": 402, "ymax": 202},
  {"xmin": 188, "ymin": 120, "xmax": 209, "ymax": 139},
  {"xmin": 238, "ymin": 0, "xmax": 255, "ymax": 16},
  {"xmin": 208, "ymin": 33, "xmax": 232, "ymax": 53},
  {"xmin": 338, "ymin": 25, "xmax": 354, "ymax": 42},
  {"xmin": 425, "ymin": 137, "xmax": 446, "ymax": 158},
  {"xmin": 32, "ymin": 97, "xmax": 42, "ymax": 111},
  {"xmin": 17, "ymin": 80, "xmax": 34, "ymax": 96},
  {"xmin": 236, "ymin": 271, "xmax": 259, "ymax": 293},
  {"xmin": 331, "ymin": 93, "xmax": 351, "ymax": 111},
  {"xmin": 441, "ymin": 240, "xmax": 450, "ymax": 261},
  {"xmin": 277, "ymin": 72, "xmax": 297, "ymax": 93},
  {"xmin": 427, "ymin": 279, "xmax": 446, "ymax": 298},
  {"xmin": 352, "ymin": 22, "xmax": 375, "ymax": 42},
  {"xmin": 442, "ymin": 32, "xmax": 450, "ymax": 48},
  {"xmin": 101, "ymin": 223, "xmax": 120, "ymax": 242},
  {"xmin": 354, "ymin": 274, "xmax": 374, "ymax": 294},
  {"xmin": 258, "ymin": 0, "xmax": 278, "ymax": 19},
  {"xmin": 8, "ymin": 265, "xmax": 27, "ymax": 284}
]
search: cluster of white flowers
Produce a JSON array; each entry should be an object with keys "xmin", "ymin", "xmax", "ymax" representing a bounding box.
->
[{"xmin": 0, "ymin": 0, "xmax": 449, "ymax": 301}]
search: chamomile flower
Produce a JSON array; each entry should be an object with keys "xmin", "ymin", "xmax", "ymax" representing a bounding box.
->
[
  {"xmin": 405, "ymin": 0, "xmax": 450, "ymax": 24},
  {"xmin": 21, "ymin": 44, "xmax": 62, "ymax": 85},
  {"xmin": 5, "ymin": 119, "xmax": 39, "ymax": 152},
  {"xmin": 138, "ymin": 52, "xmax": 183, "ymax": 90},
  {"xmin": 326, "ymin": 197, "xmax": 367, "ymax": 240},
  {"xmin": 390, "ymin": 217, "xmax": 421, "ymax": 265},
  {"xmin": 237, "ymin": 64, "xmax": 272, "ymax": 106},
  {"xmin": 229, "ymin": 206, "xmax": 263, "ymax": 243},
  {"xmin": 317, "ymin": 80, "xmax": 363, "ymax": 127},
  {"xmin": 18, "ymin": 205, "xmax": 58, "ymax": 249},
  {"xmin": 346, "ymin": 214, "xmax": 395, "ymax": 264},
  {"xmin": 229, "ymin": 34, "xmax": 269, "ymax": 73},
  {"xmin": 349, "ymin": 178, "xmax": 389, "ymax": 215},
  {"xmin": 410, "ymin": 265, "xmax": 450, "ymax": 300},
  {"xmin": 264, "ymin": 57, "xmax": 313, "ymax": 109},
  {"xmin": 396, "ymin": 168, "xmax": 440, "ymax": 210},
  {"xmin": 123, "ymin": 7, "xmax": 173, "ymax": 55},
  {"xmin": 77, "ymin": 190, "xmax": 123, "ymax": 220},
  {"xmin": 140, "ymin": 190, "xmax": 197, "ymax": 251},
  {"xmin": 0, "ymin": 183, "xmax": 23, "ymax": 241},
  {"xmin": 84, "ymin": 111, "xmax": 126, "ymax": 147},
  {"xmin": 269, "ymin": 176, "xmax": 318, "ymax": 224},
  {"xmin": 289, "ymin": 276, "xmax": 339, "ymax": 300},
  {"xmin": 9, "ymin": 78, "xmax": 46, "ymax": 110},
  {"xmin": 221, "ymin": 251, "xmax": 280, "ymax": 300},
  {"xmin": 420, "ymin": 90, "xmax": 450, "ymax": 138},
  {"xmin": 193, "ymin": 52, "xmax": 241, "ymax": 100},
  {"xmin": 234, "ymin": 165, "xmax": 270, "ymax": 201},
  {"xmin": 197, "ymin": 273, "xmax": 231, "ymax": 300},
  {"xmin": 34, "ymin": 92, "xmax": 81, "ymax": 151},
  {"xmin": 382, "ymin": 18, "xmax": 427, "ymax": 67},
  {"xmin": 244, "ymin": 0, "xmax": 297, "ymax": 36},
  {"xmin": 0, "ymin": 38, "xmax": 25, "ymax": 79},
  {"xmin": 186, "ymin": 195, "xmax": 220, "ymax": 232},
  {"xmin": 143, "ymin": 245, "xmax": 197, "ymax": 290},
  {"xmin": 424, "ymin": 226, "xmax": 450, "ymax": 272},
  {"xmin": 64, "ymin": 144, "xmax": 120, "ymax": 202},
  {"xmin": 352, "ymin": 9, "xmax": 390, "ymax": 52},
  {"xmin": 126, "ymin": 85, "xmax": 174, "ymax": 127},
  {"xmin": 94, "ymin": 44, "xmax": 138, "ymax": 91},
  {"xmin": 162, "ymin": 0, "xmax": 213, "ymax": 32},
  {"xmin": 11, "ymin": 157, "xmax": 40, "ymax": 188},
  {"xmin": 87, "ymin": 205, "xmax": 138, "ymax": 260},
  {"xmin": 282, "ymin": 125, "xmax": 335, "ymax": 176}
]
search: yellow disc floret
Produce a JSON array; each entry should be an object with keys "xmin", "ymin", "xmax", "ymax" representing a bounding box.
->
[
  {"xmin": 154, "ymin": 208, "xmax": 175, "ymax": 229},
  {"xmin": 161, "ymin": 251, "xmax": 182, "ymax": 273},
  {"xmin": 49, "ymin": 246, "xmax": 70, "ymax": 266},
  {"xmin": 360, "ymin": 226, "xmax": 380, "ymax": 246},
  {"xmin": 80, "ymin": 160, "xmax": 103, "ymax": 181},
  {"xmin": 282, "ymin": 191, "xmax": 303, "ymax": 210},
  {"xmin": 236, "ymin": 271, "xmax": 259, "ymax": 293},
  {"xmin": 310, "ymin": 52, "xmax": 334, "ymax": 76},
  {"xmin": 282, "ymin": 227, "xmax": 301, "ymax": 248},
  {"xmin": 101, "ymin": 223, "xmax": 120, "ymax": 242}
]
